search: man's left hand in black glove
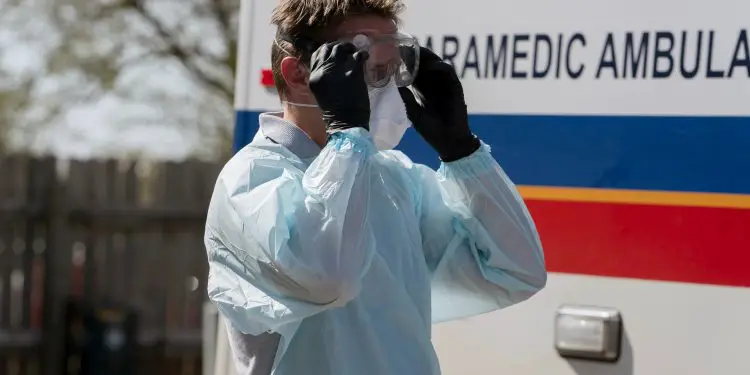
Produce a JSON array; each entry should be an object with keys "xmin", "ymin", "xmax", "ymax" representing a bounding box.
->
[{"xmin": 398, "ymin": 47, "xmax": 481, "ymax": 162}]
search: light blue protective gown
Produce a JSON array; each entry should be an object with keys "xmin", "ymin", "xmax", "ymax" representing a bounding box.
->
[{"xmin": 205, "ymin": 112, "xmax": 547, "ymax": 375}]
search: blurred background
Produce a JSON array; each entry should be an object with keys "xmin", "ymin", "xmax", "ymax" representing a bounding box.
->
[{"xmin": 0, "ymin": 1, "xmax": 240, "ymax": 374}]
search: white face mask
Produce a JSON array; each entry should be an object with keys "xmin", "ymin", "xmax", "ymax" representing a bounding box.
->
[
  {"xmin": 367, "ymin": 81, "xmax": 412, "ymax": 150},
  {"xmin": 284, "ymin": 80, "xmax": 411, "ymax": 151}
]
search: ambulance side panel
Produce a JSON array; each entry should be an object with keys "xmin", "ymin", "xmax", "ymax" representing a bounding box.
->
[{"xmin": 235, "ymin": 0, "xmax": 750, "ymax": 374}]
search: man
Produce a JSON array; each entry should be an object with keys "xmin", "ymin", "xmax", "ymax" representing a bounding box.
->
[{"xmin": 204, "ymin": 0, "xmax": 547, "ymax": 374}]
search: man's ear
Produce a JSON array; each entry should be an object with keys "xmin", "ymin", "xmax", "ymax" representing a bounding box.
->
[{"xmin": 280, "ymin": 56, "xmax": 308, "ymax": 92}]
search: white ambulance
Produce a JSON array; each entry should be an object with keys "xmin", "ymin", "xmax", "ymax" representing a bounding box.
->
[{"xmin": 211, "ymin": 0, "xmax": 750, "ymax": 374}]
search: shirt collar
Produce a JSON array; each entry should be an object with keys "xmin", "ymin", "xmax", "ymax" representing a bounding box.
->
[{"xmin": 258, "ymin": 112, "xmax": 321, "ymax": 159}]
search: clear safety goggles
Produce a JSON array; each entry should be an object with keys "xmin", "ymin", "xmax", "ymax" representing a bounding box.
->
[
  {"xmin": 340, "ymin": 32, "xmax": 420, "ymax": 88},
  {"xmin": 277, "ymin": 30, "xmax": 420, "ymax": 88}
]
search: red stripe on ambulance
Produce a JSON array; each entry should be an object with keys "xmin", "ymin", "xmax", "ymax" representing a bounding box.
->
[{"xmin": 528, "ymin": 199, "xmax": 750, "ymax": 288}]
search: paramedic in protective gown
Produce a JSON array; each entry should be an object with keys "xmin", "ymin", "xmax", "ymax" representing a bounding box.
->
[{"xmin": 204, "ymin": 0, "xmax": 547, "ymax": 374}]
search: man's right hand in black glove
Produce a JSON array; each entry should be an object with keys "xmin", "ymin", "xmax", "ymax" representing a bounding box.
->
[{"xmin": 308, "ymin": 42, "xmax": 371, "ymax": 132}]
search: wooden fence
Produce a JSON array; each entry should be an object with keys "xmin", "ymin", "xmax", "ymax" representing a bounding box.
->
[{"xmin": 0, "ymin": 154, "xmax": 224, "ymax": 375}]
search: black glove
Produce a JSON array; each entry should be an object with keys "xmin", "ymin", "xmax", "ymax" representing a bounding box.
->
[
  {"xmin": 398, "ymin": 47, "xmax": 480, "ymax": 162},
  {"xmin": 308, "ymin": 42, "xmax": 371, "ymax": 132}
]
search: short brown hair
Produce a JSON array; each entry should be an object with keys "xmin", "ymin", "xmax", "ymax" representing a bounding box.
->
[{"xmin": 270, "ymin": 0, "xmax": 405, "ymax": 97}]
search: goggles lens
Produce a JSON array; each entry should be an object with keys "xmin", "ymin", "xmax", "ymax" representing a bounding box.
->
[{"xmin": 347, "ymin": 32, "xmax": 420, "ymax": 88}]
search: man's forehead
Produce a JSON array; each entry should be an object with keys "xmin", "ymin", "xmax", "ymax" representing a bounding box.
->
[{"xmin": 333, "ymin": 15, "xmax": 398, "ymax": 38}]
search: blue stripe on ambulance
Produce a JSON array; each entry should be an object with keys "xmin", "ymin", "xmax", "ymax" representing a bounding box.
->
[{"xmin": 234, "ymin": 111, "xmax": 750, "ymax": 195}]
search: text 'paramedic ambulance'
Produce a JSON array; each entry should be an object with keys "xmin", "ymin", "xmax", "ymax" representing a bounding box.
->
[{"xmin": 224, "ymin": 0, "xmax": 750, "ymax": 374}]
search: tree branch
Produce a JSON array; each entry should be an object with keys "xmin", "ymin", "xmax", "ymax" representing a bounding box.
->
[
  {"xmin": 127, "ymin": 0, "xmax": 233, "ymax": 101},
  {"xmin": 207, "ymin": 0, "xmax": 234, "ymax": 44},
  {"xmin": 204, "ymin": 0, "xmax": 238, "ymax": 75}
]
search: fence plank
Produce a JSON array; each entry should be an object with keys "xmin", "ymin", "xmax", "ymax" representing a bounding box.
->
[
  {"xmin": 119, "ymin": 162, "xmax": 138, "ymax": 306},
  {"xmin": 26, "ymin": 157, "xmax": 55, "ymax": 335},
  {"xmin": 0, "ymin": 156, "xmax": 40, "ymax": 374},
  {"xmin": 42, "ymin": 158, "xmax": 68, "ymax": 375},
  {"xmin": 0, "ymin": 222, "xmax": 10, "ymax": 374},
  {"xmin": 163, "ymin": 162, "xmax": 189, "ymax": 339},
  {"xmin": 0, "ymin": 156, "xmax": 25, "ymax": 343},
  {"xmin": 1, "ymin": 218, "xmax": 11, "ymax": 337}
]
